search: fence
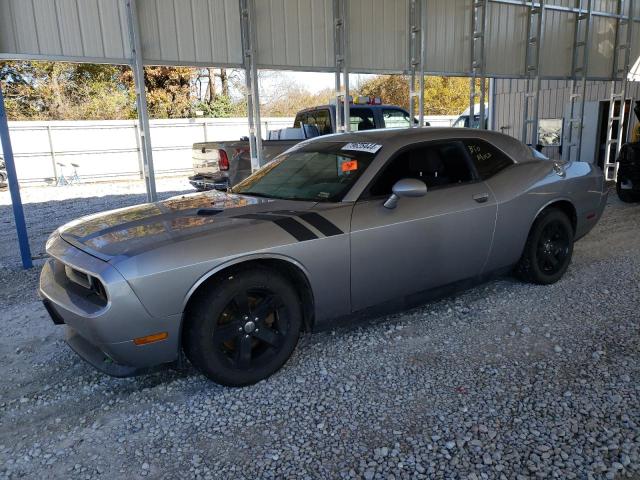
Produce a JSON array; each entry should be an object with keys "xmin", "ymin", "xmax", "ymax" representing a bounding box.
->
[
  {"xmin": 1, "ymin": 115, "xmax": 457, "ymax": 185},
  {"xmin": 0, "ymin": 117, "xmax": 292, "ymax": 185}
]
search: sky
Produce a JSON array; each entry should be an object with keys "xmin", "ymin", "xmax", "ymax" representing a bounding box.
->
[{"xmin": 275, "ymin": 71, "xmax": 377, "ymax": 93}]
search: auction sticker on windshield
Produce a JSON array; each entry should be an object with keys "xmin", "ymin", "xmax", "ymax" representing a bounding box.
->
[{"xmin": 341, "ymin": 142, "xmax": 382, "ymax": 154}]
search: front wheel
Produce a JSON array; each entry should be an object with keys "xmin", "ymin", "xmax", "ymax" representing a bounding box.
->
[
  {"xmin": 516, "ymin": 208, "xmax": 574, "ymax": 285},
  {"xmin": 183, "ymin": 267, "xmax": 302, "ymax": 387}
]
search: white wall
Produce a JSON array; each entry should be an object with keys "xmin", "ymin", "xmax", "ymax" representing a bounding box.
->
[
  {"xmin": 1, "ymin": 117, "xmax": 292, "ymax": 184},
  {"xmin": 1, "ymin": 115, "xmax": 457, "ymax": 184}
]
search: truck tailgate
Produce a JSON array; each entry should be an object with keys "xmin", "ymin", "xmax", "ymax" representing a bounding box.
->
[{"xmin": 192, "ymin": 144, "xmax": 221, "ymax": 176}]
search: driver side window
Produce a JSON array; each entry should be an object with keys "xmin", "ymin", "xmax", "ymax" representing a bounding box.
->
[{"xmin": 369, "ymin": 141, "xmax": 475, "ymax": 197}]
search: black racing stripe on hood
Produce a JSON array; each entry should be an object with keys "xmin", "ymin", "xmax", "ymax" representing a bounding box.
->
[
  {"xmin": 267, "ymin": 210, "xmax": 344, "ymax": 237},
  {"xmin": 298, "ymin": 212, "xmax": 343, "ymax": 236},
  {"xmin": 272, "ymin": 217, "xmax": 318, "ymax": 241},
  {"xmin": 235, "ymin": 213, "xmax": 318, "ymax": 241}
]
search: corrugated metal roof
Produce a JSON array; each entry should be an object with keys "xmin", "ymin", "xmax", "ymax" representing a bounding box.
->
[
  {"xmin": 539, "ymin": 10, "xmax": 574, "ymax": 77},
  {"xmin": 0, "ymin": 0, "xmax": 130, "ymax": 63},
  {"xmin": 588, "ymin": 15, "xmax": 616, "ymax": 78},
  {"xmin": 136, "ymin": 0, "xmax": 242, "ymax": 66},
  {"xmin": 424, "ymin": 0, "xmax": 471, "ymax": 75},
  {"xmin": 485, "ymin": 2, "xmax": 527, "ymax": 76},
  {"xmin": 254, "ymin": 0, "xmax": 334, "ymax": 70},
  {"xmin": 0, "ymin": 0, "xmax": 638, "ymax": 79},
  {"xmin": 347, "ymin": 0, "xmax": 408, "ymax": 73}
]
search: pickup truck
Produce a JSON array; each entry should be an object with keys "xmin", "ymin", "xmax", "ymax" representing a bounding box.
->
[{"xmin": 189, "ymin": 100, "xmax": 415, "ymax": 190}]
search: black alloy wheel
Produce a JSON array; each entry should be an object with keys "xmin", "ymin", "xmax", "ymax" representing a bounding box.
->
[
  {"xmin": 212, "ymin": 289, "xmax": 288, "ymax": 371},
  {"xmin": 183, "ymin": 267, "xmax": 302, "ymax": 387},
  {"xmin": 535, "ymin": 220, "xmax": 571, "ymax": 275},
  {"xmin": 516, "ymin": 208, "xmax": 574, "ymax": 285}
]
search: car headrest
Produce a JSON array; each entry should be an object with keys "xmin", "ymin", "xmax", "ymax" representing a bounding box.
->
[
  {"xmin": 280, "ymin": 127, "xmax": 306, "ymax": 140},
  {"xmin": 358, "ymin": 118, "xmax": 374, "ymax": 130}
]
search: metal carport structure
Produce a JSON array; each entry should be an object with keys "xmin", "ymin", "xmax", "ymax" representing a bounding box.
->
[{"xmin": 1, "ymin": 0, "xmax": 639, "ymax": 268}]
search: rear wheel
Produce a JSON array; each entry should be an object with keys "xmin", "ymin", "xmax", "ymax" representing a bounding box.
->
[
  {"xmin": 516, "ymin": 208, "xmax": 574, "ymax": 285},
  {"xmin": 616, "ymin": 177, "xmax": 640, "ymax": 203},
  {"xmin": 183, "ymin": 267, "xmax": 302, "ymax": 387}
]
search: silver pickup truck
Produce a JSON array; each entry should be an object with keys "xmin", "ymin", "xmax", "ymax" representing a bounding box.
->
[{"xmin": 189, "ymin": 101, "xmax": 415, "ymax": 190}]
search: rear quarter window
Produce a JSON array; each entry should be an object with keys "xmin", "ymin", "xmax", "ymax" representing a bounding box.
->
[{"xmin": 463, "ymin": 139, "xmax": 514, "ymax": 179}]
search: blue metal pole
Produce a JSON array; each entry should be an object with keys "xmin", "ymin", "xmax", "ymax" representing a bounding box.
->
[{"xmin": 0, "ymin": 82, "xmax": 33, "ymax": 269}]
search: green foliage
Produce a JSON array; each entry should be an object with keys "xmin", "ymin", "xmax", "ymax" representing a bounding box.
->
[
  {"xmin": 193, "ymin": 95, "xmax": 238, "ymax": 118},
  {"xmin": 1, "ymin": 61, "xmax": 485, "ymax": 121},
  {"xmin": 357, "ymin": 75, "xmax": 482, "ymax": 116},
  {"xmin": 261, "ymin": 87, "xmax": 336, "ymax": 117},
  {"xmin": 1, "ymin": 61, "xmax": 135, "ymax": 120}
]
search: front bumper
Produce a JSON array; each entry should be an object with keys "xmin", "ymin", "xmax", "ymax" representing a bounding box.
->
[
  {"xmin": 189, "ymin": 173, "xmax": 229, "ymax": 191},
  {"xmin": 39, "ymin": 235, "xmax": 182, "ymax": 377}
]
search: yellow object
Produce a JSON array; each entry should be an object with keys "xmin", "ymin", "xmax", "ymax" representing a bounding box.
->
[
  {"xmin": 133, "ymin": 332, "xmax": 168, "ymax": 346},
  {"xmin": 632, "ymin": 123, "xmax": 640, "ymax": 143}
]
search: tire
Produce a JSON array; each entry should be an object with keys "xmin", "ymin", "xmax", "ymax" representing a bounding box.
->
[
  {"xmin": 183, "ymin": 267, "xmax": 302, "ymax": 387},
  {"xmin": 516, "ymin": 208, "xmax": 574, "ymax": 285},
  {"xmin": 616, "ymin": 177, "xmax": 640, "ymax": 203}
]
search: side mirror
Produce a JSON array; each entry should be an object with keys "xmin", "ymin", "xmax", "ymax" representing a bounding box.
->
[{"xmin": 383, "ymin": 178, "xmax": 427, "ymax": 209}]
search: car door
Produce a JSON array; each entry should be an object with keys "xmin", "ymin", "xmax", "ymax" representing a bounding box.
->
[{"xmin": 349, "ymin": 140, "xmax": 497, "ymax": 312}]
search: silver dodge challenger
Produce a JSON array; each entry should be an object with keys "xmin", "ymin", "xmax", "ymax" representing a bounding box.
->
[{"xmin": 39, "ymin": 128, "xmax": 607, "ymax": 386}]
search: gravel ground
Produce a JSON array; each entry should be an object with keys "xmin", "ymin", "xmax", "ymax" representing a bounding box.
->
[{"xmin": 0, "ymin": 182, "xmax": 639, "ymax": 479}]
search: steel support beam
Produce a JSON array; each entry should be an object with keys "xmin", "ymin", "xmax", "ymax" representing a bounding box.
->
[
  {"xmin": 470, "ymin": 0, "xmax": 488, "ymax": 129},
  {"xmin": 240, "ymin": 0, "xmax": 263, "ymax": 171},
  {"xmin": 488, "ymin": 77, "xmax": 496, "ymax": 131},
  {"xmin": 0, "ymin": 83, "xmax": 32, "ymax": 269},
  {"xmin": 419, "ymin": 0, "xmax": 427, "ymax": 126},
  {"xmin": 408, "ymin": 0, "xmax": 426, "ymax": 127},
  {"xmin": 125, "ymin": 0, "xmax": 157, "ymax": 202},
  {"xmin": 333, "ymin": 0, "xmax": 350, "ymax": 132},
  {"xmin": 521, "ymin": 2, "xmax": 545, "ymax": 146},
  {"xmin": 563, "ymin": 0, "xmax": 592, "ymax": 162}
]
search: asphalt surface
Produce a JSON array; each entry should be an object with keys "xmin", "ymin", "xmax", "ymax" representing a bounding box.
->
[{"xmin": 0, "ymin": 180, "xmax": 639, "ymax": 479}]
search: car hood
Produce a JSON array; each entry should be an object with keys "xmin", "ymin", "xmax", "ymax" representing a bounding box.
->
[{"xmin": 57, "ymin": 191, "xmax": 316, "ymax": 260}]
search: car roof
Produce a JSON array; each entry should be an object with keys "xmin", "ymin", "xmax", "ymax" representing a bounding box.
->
[{"xmin": 305, "ymin": 127, "xmax": 534, "ymax": 163}]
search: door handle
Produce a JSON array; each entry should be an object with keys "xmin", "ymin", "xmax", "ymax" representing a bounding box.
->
[{"xmin": 473, "ymin": 193, "xmax": 489, "ymax": 203}]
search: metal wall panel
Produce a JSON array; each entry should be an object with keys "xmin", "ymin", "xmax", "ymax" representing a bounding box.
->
[
  {"xmin": 493, "ymin": 78, "xmax": 640, "ymax": 155},
  {"xmin": 254, "ymin": 0, "xmax": 334, "ymax": 70},
  {"xmin": 136, "ymin": 0, "xmax": 242, "ymax": 66},
  {"xmin": 485, "ymin": 2, "xmax": 527, "ymax": 76},
  {"xmin": 0, "ymin": 0, "xmax": 638, "ymax": 77},
  {"xmin": 348, "ymin": 0, "xmax": 408, "ymax": 73},
  {"xmin": 540, "ymin": 10, "xmax": 574, "ymax": 77},
  {"xmin": 588, "ymin": 15, "xmax": 616, "ymax": 77},
  {"xmin": 543, "ymin": 0, "xmax": 575, "ymax": 9},
  {"xmin": 592, "ymin": 0, "xmax": 617, "ymax": 14},
  {"xmin": 0, "ymin": 0, "xmax": 130, "ymax": 62},
  {"xmin": 424, "ymin": 0, "xmax": 471, "ymax": 75}
]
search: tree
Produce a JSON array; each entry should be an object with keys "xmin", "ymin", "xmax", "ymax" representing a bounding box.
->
[
  {"xmin": 357, "ymin": 75, "xmax": 483, "ymax": 116},
  {"xmin": 120, "ymin": 66, "xmax": 194, "ymax": 119},
  {"xmin": 1, "ymin": 61, "xmax": 135, "ymax": 120}
]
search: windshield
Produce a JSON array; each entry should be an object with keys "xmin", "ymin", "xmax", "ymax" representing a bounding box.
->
[{"xmin": 232, "ymin": 141, "xmax": 381, "ymax": 202}]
